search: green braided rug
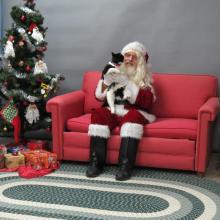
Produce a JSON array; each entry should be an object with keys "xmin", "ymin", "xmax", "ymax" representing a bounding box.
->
[{"xmin": 0, "ymin": 162, "xmax": 220, "ymax": 220}]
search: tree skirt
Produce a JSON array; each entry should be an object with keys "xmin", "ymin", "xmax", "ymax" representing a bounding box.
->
[{"xmin": 0, "ymin": 162, "xmax": 220, "ymax": 219}]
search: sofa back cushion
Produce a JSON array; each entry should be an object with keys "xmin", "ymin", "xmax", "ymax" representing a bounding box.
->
[
  {"xmin": 82, "ymin": 71, "xmax": 218, "ymax": 118},
  {"xmin": 152, "ymin": 73, "xmax": 218, "ymax": 118},
  {"xmin": 82, "ymin": 71, "xmax": 103, "ymax": 113}
]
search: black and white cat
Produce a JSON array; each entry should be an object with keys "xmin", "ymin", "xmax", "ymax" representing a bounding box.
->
[
  {"xmin": 102, "ymin": 52, "xmax": 124, "ymax": 78},
  {"xmin": 102, "ymin": 53, "xmax": 130, "ymax": 114}
]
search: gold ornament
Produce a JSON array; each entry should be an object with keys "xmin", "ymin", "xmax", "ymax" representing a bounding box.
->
[
  {"xmin": 3, "ymin": 126, "xmax": 7, "ymax": 132},
  {"xmin": 40, "ymin": 82, "xmax": 51, "ymax": 97},
  {"xmin": 18, "ymin": 60, "xmax": 24, "ymax": 67}
]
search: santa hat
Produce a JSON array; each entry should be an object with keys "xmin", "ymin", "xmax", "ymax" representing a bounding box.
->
[
  {"xmin": 29, "ymin": 23, "xmax": 37, "ymax": 33},
  {"xmin": 121, "ymin": 41, "xmax": 149, "ymax": 62}
]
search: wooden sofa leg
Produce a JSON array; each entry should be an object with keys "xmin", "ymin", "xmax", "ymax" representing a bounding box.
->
[{"xmin": 197, "ymin": 172, "xmax": 205, "ymax": 177}]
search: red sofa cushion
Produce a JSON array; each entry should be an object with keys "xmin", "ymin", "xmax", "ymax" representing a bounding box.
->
[
  {"xmin": 67, "ymin": 114, "xmax": 197, "ymax": 140},
  {"xmin": 152, "ymin": 73, "xmax": 218, "ymax": 118}
]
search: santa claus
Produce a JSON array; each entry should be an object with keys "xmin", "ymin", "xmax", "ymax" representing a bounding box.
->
[{"xmin": 86, "ymin": 41, "xmax": 156, "ymax": 181}]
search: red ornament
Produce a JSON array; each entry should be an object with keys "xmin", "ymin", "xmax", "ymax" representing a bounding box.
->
[
  {"xmin": 25, "ymin": 65, "xmax": 32, "ymax": 72},
  {"xmin": 20, "ymin": 15, "xmax": 26, "ymax": 22}
]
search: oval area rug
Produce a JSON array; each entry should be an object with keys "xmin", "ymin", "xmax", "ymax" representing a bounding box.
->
[{"xmin": 0, "ymin": 162, "xmax": 220, "ymax": 220}]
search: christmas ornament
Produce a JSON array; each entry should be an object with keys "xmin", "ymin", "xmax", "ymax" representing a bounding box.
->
[
  {"xmin": 20, "ymin": 15, "xmax": 26, "ymax": 22},
  {"xmin": 18, "ymin": 40, "xmax": 25, "ymax": 47},
  {"xmin": 0, "ymin": 99, "xmax": 21, "ymax": 143},
  {"xmin": 17, "ymin": 27, "xmax": 25, "ymax": 35},
  {"xmin": 40, "ymin": 82, "xmax": 50, "ymax": 96},
  {"xmin": 29, "ymin": 23, "xmax": 43, "ymax": 44},
  {"xmin": 25, "ymin": 103, "xmax": 40, "ymax": 124},
  {"xmin": 17, "ymin": 27, "xmax": 35, "ymax": 52},
  {"xmin": 33, "ymin": 60, "xmax": 48, "ymax": 75},
  {"xmin": 18, "ymin": 60, "xmax": 24, "ymax": 66},
  {"xmin": 25, "ymin": 65, "xmax": 32, "ymax": 72},
  {"xmin": 3, "ymin": 126, "xmax": 8, "ymax": 132},
  {"xmin": 4, "ymin": 40, "xmax": 15, "ymax": 59}
]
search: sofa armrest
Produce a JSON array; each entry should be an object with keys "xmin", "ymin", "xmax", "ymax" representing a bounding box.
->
[
  {"xmin": 196, "ymin": 97, "xmax": 219, "ymax": 173},
  {"xmin": 198, "ymin": 97, "xmax": 219, "ymax": 121},
  {"xmin": 46, "ymin": 90, "xmax": 85, "ymax": 159}
]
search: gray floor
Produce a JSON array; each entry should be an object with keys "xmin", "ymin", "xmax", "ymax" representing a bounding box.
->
[{"xmin": 1, "ymin": 136, "xmax": 220, "ymax": 183}]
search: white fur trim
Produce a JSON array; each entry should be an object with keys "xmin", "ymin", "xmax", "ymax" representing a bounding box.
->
[
  {"xmin": 95, "ymin": 80, "xmax": 107, "ymax": 101},
  {"xmin": 120, "ymin": 123, "xmax": 143, "ymax": 139},
  {"xmin": 121, "ymin": 41, "xmax": 147, "ymax": 56},
  {"xmin": 88, "ymin": 124, "xmax": 110, "ymax": 138},
  {"xmin": 138, "ymin": 110, "xmax": 156, "ymax": 123},
  {"xmin": 124, "ymin": 81, "xmax": 139, "ymax": 104}
]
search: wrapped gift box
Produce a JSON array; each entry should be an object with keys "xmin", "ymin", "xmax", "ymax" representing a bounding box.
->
[
  {"xmin": 7, "ymin": 145, "xmax": 28, "ymax": 154},
  {"xmin": 0, "ymin": 154, "xmax": 4, "ymax": 169},
  {"xmin": 4, "ymin": 153, "xmax": 25, "ymax": 169},
  {"xmin": 0, "ymin": 145, "xmax": 7, "ymax": 169},
  {"xmin": 27, "ymin": 140, "xmax": 49, "ymax": 150},
  {"xmin": 23, "ymin": 150, "xmax": 57, "ymax": 170}
]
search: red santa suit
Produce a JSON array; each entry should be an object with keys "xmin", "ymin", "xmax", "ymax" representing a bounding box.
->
[{"xmin": 90, "ymin": 78, "xmax": 155, "ymax": 132}]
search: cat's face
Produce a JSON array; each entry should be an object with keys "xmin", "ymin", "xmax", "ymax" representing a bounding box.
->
[{"xmin": 111, "ymin": 52, "xmax": 124, "ymax": 64}]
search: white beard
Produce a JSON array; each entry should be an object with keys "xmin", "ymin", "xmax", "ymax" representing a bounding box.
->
[{"xmin": 119, "ymin": 63, "xmax": 136, "ymax": 79}]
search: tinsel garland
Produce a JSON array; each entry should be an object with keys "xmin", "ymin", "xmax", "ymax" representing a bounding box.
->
[{"xmin": 0, "ymin": 85, "xmax": 40, "ymax": 102}]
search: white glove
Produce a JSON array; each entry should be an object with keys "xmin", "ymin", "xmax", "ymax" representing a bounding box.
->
[{"xmin": 104, "ymin": 68, "xmax": 129, "ymax": 87}]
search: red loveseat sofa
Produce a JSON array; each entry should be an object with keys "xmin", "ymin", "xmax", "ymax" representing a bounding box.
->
[{"xmin": 46, "ymin": 71, "xmax": 219, "ymax": 175}]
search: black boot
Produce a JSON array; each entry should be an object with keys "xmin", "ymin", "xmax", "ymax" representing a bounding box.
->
[
  {"xmin": 86, "ymin": 136, "xmax": 107, "ymax": 178},
  {"xmin": 115, "ymin": 137, "xmax": 139, "ymax": 181}
]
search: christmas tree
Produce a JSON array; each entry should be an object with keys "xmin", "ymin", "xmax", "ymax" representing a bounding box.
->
[{"xmin": 0, "ymin": 0, "xmax": 64, "ymax": 143}]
